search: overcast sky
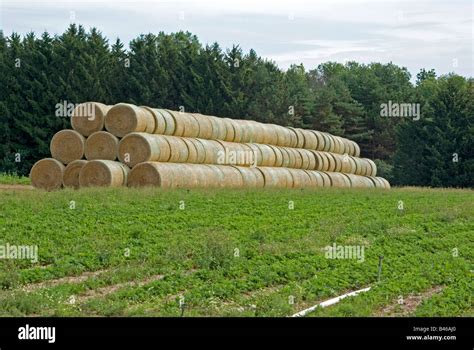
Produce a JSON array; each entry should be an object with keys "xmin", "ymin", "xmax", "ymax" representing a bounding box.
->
[{"xmin": 1, "ymin": 0, "xmax": 472, "ymax": 78}]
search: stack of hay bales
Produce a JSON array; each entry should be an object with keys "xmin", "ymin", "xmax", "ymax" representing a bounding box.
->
[{"xmin": 30, "ymin": 102, "xmax": 391, "ymax": 190}]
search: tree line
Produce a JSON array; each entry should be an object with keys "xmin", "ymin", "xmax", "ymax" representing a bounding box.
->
[{"xmin": 0, "ymin": 24, "xmax": 472, "ymax": 187}]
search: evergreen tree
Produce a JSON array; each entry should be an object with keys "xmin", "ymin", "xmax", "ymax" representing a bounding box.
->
[{"xmin": 394, "ymin": 75, "xmax": 473, "ymax": 187}]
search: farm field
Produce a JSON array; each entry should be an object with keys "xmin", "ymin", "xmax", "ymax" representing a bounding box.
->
[{"xmin": 0, "ymin": 184, "xmax": 472, "ymax": 317}]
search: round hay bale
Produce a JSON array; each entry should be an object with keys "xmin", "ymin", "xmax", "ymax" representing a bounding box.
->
[
  {"xmin": 344, "ymin": 140, "xmax": 354, "ymax": 157},
  {"xmin": 237, "ymin": 120, "xmax": 253, "ymax": 143},
  {"xmin": 257, "ymin": 167, "xmax": 281, "ymax": 188},
  {"xmin": 222, "ymin": 118, "xmax": 236, "ymax": 142},
  {"xmin": 141, "ymin": 106, "xmax": 166, "ymax": 134},
  {"xmin": 325, "ymin": 172, "xmax": 350, "ymax": 188},
  {"xmin": 85, "ymin": 131, "xmax": 119, "ymax": 161},
  {"xmin": 268, "ymin": 145, "xmax": 284, "ymax": 167},
  {"xmin": 205, "ymin": 165, "xmax": 226, "ymax": 187},
  {"xmin": 285, "ymin": 148, "xmax": 298, "ymax": 168},
  {"xmin": 316, "ymin": 152, "xmax": 329, "ymax": 171},
  {"xmin": 279, "ymin": 147, "xmax": 291, "ymax": 168},
  {"xmin": 246, "ymin": 143, "xmax": 263, "ymax": 166},
  {"xmin": 321, "ymin": 133, "xmax": 332, "ymax": 152},
  {"xmin": 297, "ymin": 149, "xmax": 311, "ymax": 169},
  {"xmin": 353, "ymin": 142, "xmax": 361, "ymax": 157},
  {"xmin": 208, "ymin": 117, "xmax": 227, "ymax": 141},
  {"xmin": 63, "ymin": 159, "xmax": 87, "ymax": 189},
  {"xmin": 274, "ymin": 127, "xmax": 286, "ymax": 147},
  {"xmin": 218, "ymin": 165, "xmax": 243, "ymax": 187},
  {"xmin": 332, "ymin": 136, "xmax": 342, "ymax": 154},
  {"xmin": 359, "ymin": 175, "xmax": 376, "ymax": 188},
  {"xmin": 331, "ymin": 153, "xmax": 343, "ymax": 172},
  {"xmin": 263, "ymin": 124, "xmax": 279, "ymax": 145},
  {"xmin": 309, "ymin": 151, "xmax": 323, "ymax": 171},
  {"xmin": 324, "ymin": 152, "xmax": 336, "ymax": 172},
  {"xmin": 325, "ymin": 134, "xmax": 336, "ymax": 153},
  {"xmin": 351, "ymin": 156, "xmax": 361, "ymax": 175},
  {"xmin": 303, "ymin": 170, "xmax": 319, "ymax": 187},
  {"xmin": 192, "ymin": 113, "xmax": 212, "ymax": 139},
  {"xmin": 232, "ymin": 166, "xmax": 258, "ymax": 187},
  {"xmin": 302, "ymin": 130, "xmax": 318, "ymax": 150},
  {"xmin": 247, "ymin": 167, "xmax": 265, "ymax": 187},
  {"xmin": 366, "ymin": 176, "xmax": 384, "ymax": 189},
  {"xmin": 246, "ymin": 121, "xmax": 262, "ymax": 144},
  {"xmin": 287, "ymin": 128, "xmax": 299, "ymax": 148},
  {"xmin": 181, "ymin": 137, "xmax": 199, "ymax": 163},
  {"xmin": 341, "ymin": 172, "xmax": 352, "ymax": 187},
  {"xmin": 307, "ymin": 170, "xmax": 325, "ymax": 187},
  {"xmin": 50, "ymin": 129, "xmax": 86, "ymax": 164},
  {"xmin": 71, "ymin": 102, "xmax": 110, "ymax": 137},
  {"xmin": 339, "ymin": 154, "xmax": 351, "ymax": 173},
  {"xmin": 79, "ymin": 160, "xmax": 129, "ymax": 187},
  {"xmin": 358, "ymin": 158, "xmax": 370, "ymax": 176},
  {"xmin": 155, "ymin": 109, "xmax": 176, "ymax": 135},
  {"xmin": 346, "ymin": 156, "xmax": 357, "ymax": 174},
  {"xmin": 276, "ymin": 168, "xmax": 294, "ymax": 188},
  {"xmin": 197, "ymin": 139, "xmax": 213, "ymax": 164},
  {"xmin": 187, "ymin": 113, "xmax": 202, "ymax": 137},
  {"xmin": 181, "ymin": 113, "xmax": 200, "ymax": 138},
  {"xmin": 292, "ymin": 148, "xmax": 304, "ymax": 169},
  {"xmin": 287, "ymin": 168, "xmax": 312, "ymax": 188},
  {"xmin": 242, "ymin": 143, "xmax": 258, "ymax": 167},
  {"xmin": 303, "ymin": 150, "xmax": 316, "ymax": 170},
  {"xmin": 165, "ymin": 110, "xmax": 186, "ymax": 137},
  {"xmin": 342, "ymin": 173, "xmax": 364, "ymax": 188},
  {"xmin": 343, "ymin": 139, "xmax": 353, "ymax": 155},
  {"xmin": 334, "ymin": 135, "xmax": 344, "ymax": 154},
  {"xmin": 366, "ymin": 159, "xmax": 377, "ymax": 177},
  {"xmin": 232, "ymin": 143, "xmax": 256, "ymax": 166},
  {"xmin": 252, "ymin": 123, "xmax": 266, "ymax": 144},
  {"xmin": 128, "ymin": 162, "xmax": 173, "ymax": 188},
  {"xmin": 229, "ymin": 119, "xmax": 243, "ymax": 143},
  {"xmin": 165, "ymin": 136, "xmax": 189, "ymax": 163},
  {"xmin": 312, "ymin": 131, "xmax": 325, "ymax": 151},
  {"xmin": 340, "ymin": 139, "xmax": 350, "ymax": 155},
  {"xmin": 118, "ymin": 133, "xmax": 171, "ymax": 167},
  {"xmin": 30, "ymin": 158, "xmax": 65, "ymax": 191},
  {"xmin": 215, "ymin": 141, "xmax": 238, "ymax": 165},
  {"xmin": 288, "ymin": 128, "xmax": 305, "ymax": 148},
  {"xmin": 318, "ymin": 171, "xmax": 332, "ymax": 187},
  {"xmin": 105, "ymin": 103, "xmax": 155, "ymax": 137},
  {"xmin": 273, "ymin": 126, "xmax": 287, "ymax": 147},
  {"xmin": 170, "ymin": 164, "xmax": 199, "ymax": 188},
  {"xmin": 257, "ymin": 144, "xmax": 277, "ymax": 167},
  {"xmin": 377, "ymin": 177, "xmax": 390, "ymax": 189},
  {"xmin": 199, "ymin": 139, "xmax": 225, "ymax": 164},
  {"xmin": 190, "ymin": 165, "xmax": 212, "ymax": 188},
  {"xmin": 187, "ymin": 138, "xmax": 207, "ymax": 164}
]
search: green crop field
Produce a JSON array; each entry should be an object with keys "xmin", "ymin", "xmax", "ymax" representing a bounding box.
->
[{"xmin": 0, "ymin": 185, "xmax": 472, "ymax": 317}]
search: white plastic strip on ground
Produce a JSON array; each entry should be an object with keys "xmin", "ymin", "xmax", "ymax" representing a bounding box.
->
[{"xmin": 291, "ymin": 287, "xmax": 371, "ymax": 317}]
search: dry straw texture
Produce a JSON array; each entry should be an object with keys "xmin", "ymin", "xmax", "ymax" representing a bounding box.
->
[
  {"xmin": 105, "ymin": 103, "xmax": 155, "ymax": 137},
  {"xmin": 84, "ymin": 131, "xmax": 119, "ymax": 161},
  {"xmin": 50, "ymin": 129, "xmax": 86, "ymax": 164},
  {"xmin": 31, "ymin": 100, "xmax": 391, "ymax": 190},
  {"xmin": 79, "ymin": 160, "xmax": 129, "ymax": 187},
  {"xmin": 63, "ymin": 159, "xmax": 88, "ymax": 189},
  {"xmin": 119, "ymin": 133, "xmax": 172, "ymax": 167},
  {"xmin": 71, "ymin": 102, "xmax": 111, "ymax": 136},
  {"xmin": 30, "ymin": 158, "xmax": 65, "ymax": 191}
]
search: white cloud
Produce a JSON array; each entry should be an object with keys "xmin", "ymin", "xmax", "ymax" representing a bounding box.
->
[{"xmin": 1, "ymin": 0, "xmax": 472, "ymax": 77}]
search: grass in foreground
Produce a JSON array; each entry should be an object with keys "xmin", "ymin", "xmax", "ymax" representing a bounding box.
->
[
  {"xmin": 0, "ymin": 186, "xmax": 472, "ymax": 317},
  {"xmin": 0, "ymin": 173, "xmax": 31, "ymax": 185}
]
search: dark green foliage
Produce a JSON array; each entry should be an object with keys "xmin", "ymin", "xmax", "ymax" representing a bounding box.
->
[
  {"xmin": 394, "ymin": 75, "xmax": 473, "ymax": 187},
  {"xmin": 0, "ymin": 25, "xmax": 471, "ymax": 187}
]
